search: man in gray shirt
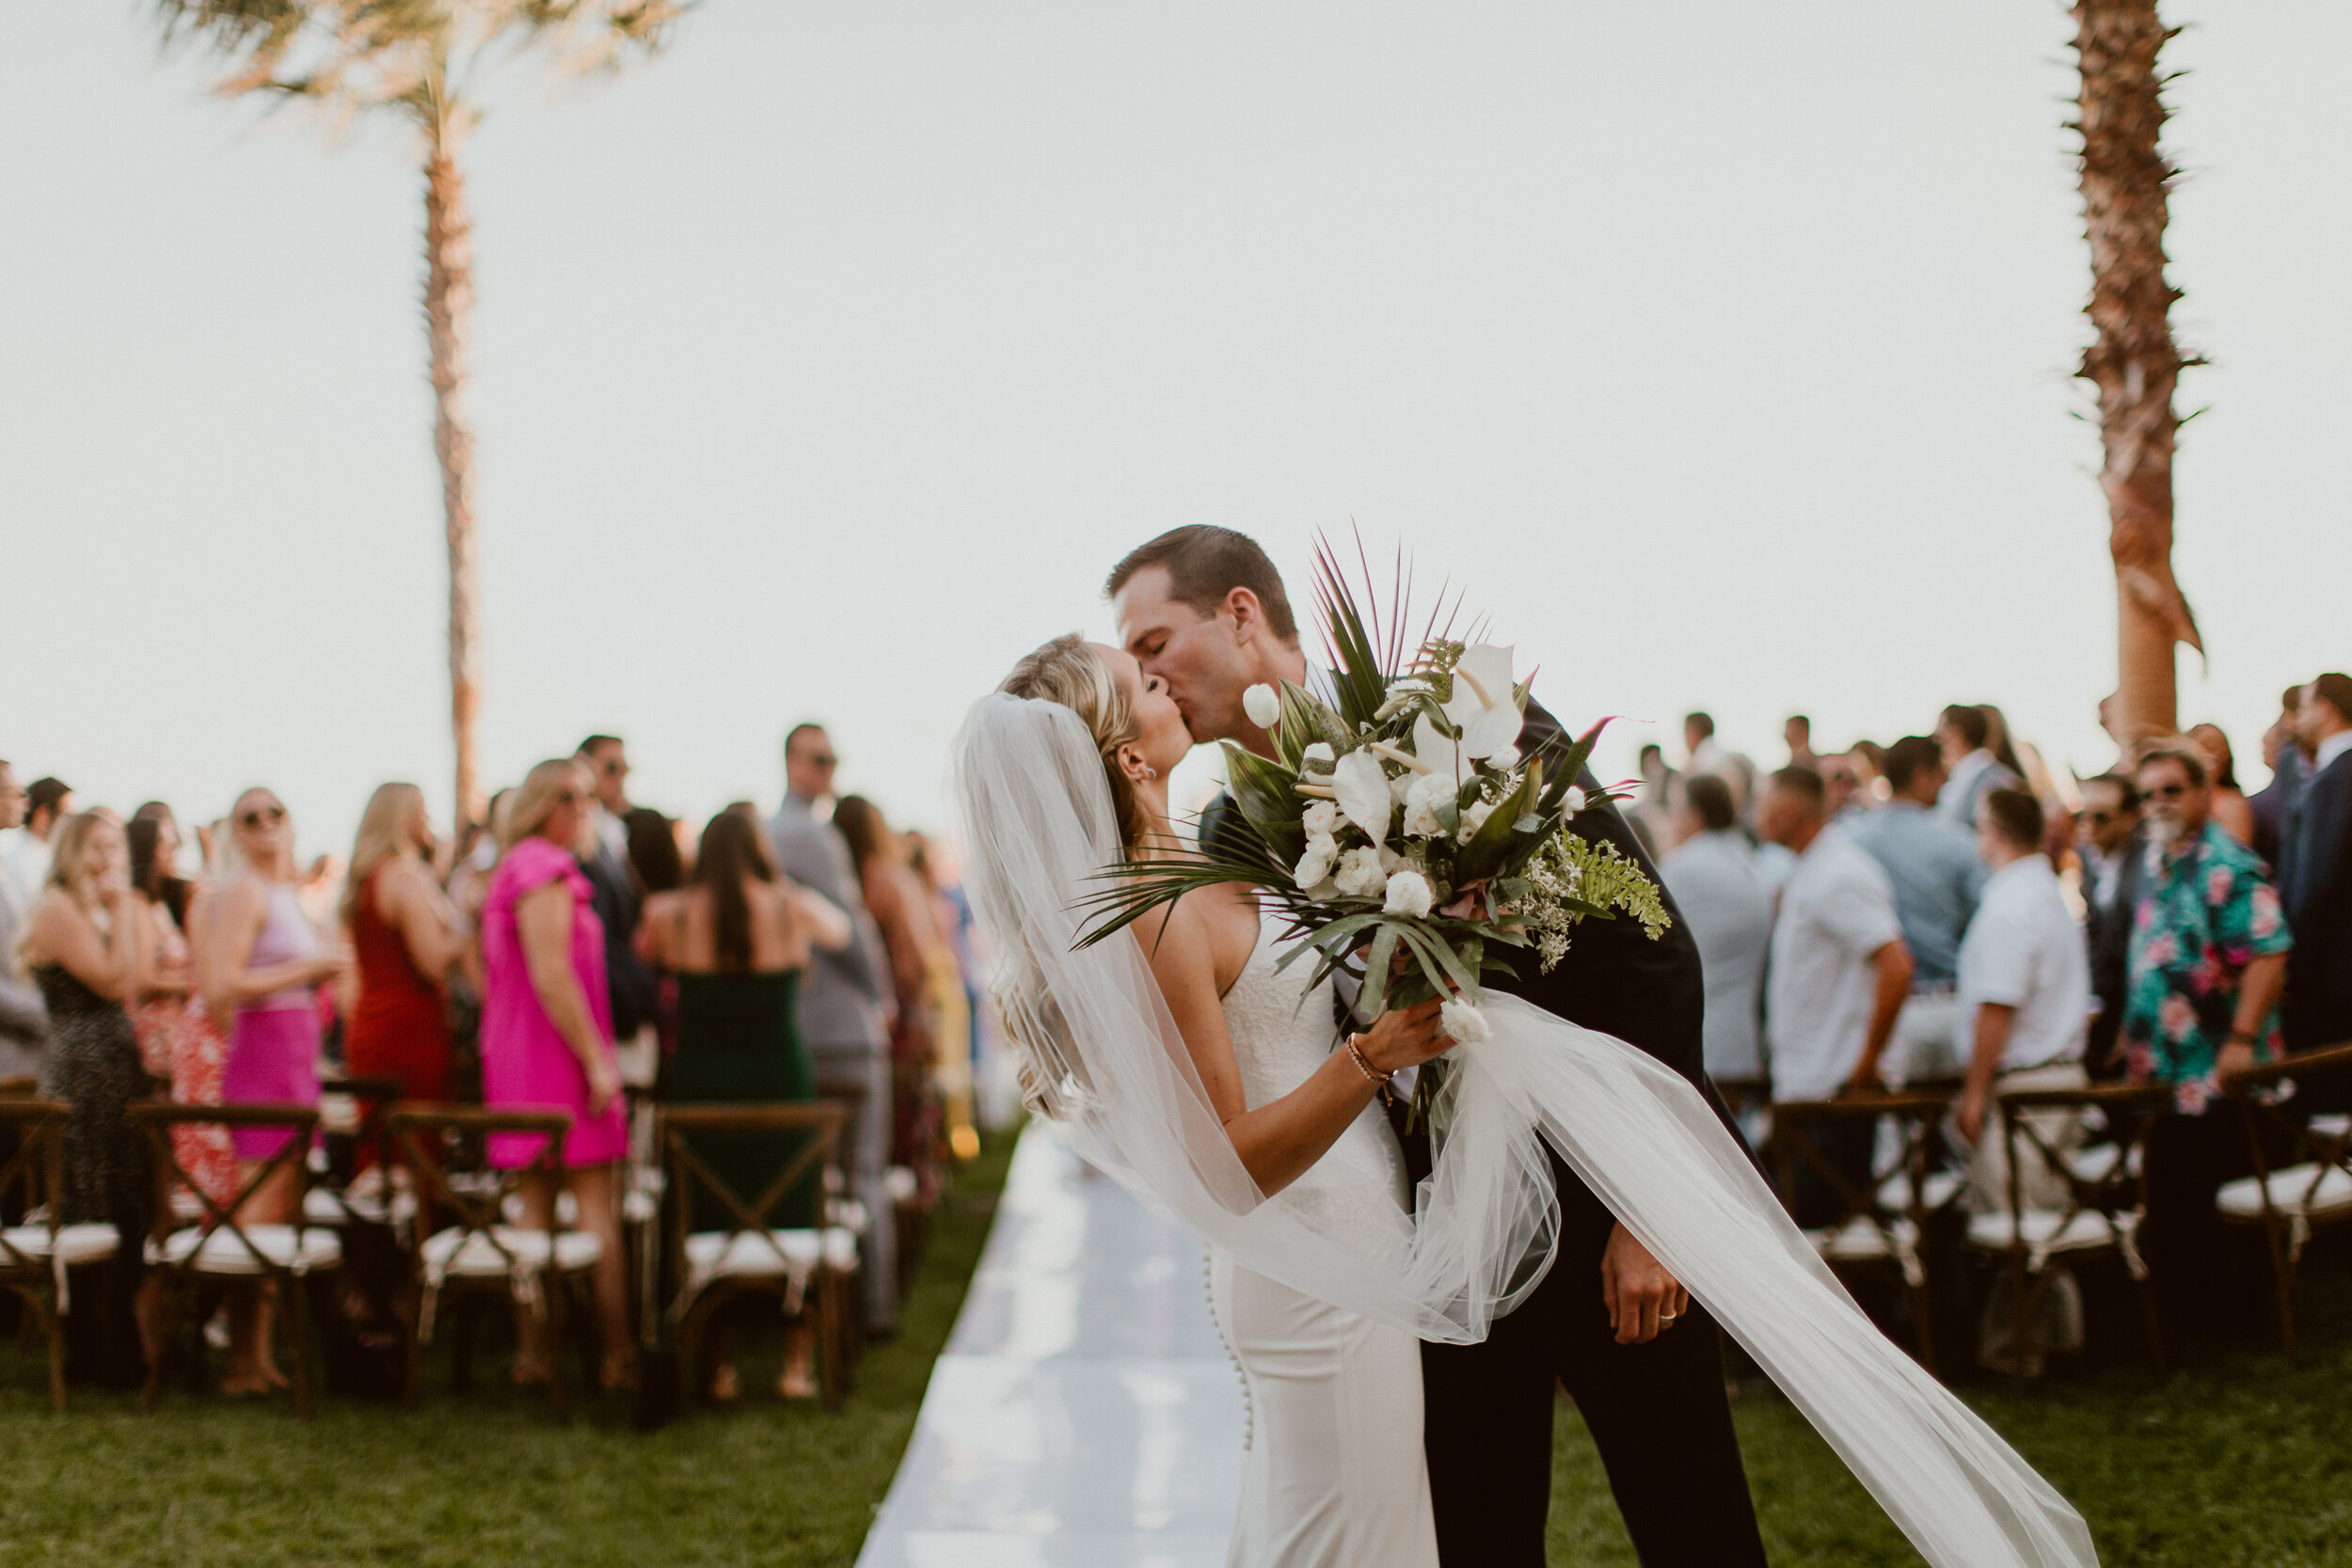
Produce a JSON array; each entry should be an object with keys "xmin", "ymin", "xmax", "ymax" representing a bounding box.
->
[
  {"xmin": 1843, "ymin": 735, "xmax": 1987, "ymax": 1083},
  {"xmin": 769, "ymin": 723, "xmax": 900, "ymax": 1334}
]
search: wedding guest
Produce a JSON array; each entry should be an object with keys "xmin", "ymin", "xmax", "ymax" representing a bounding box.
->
[
  {"xmin": 1757, "ymin": 768, "xmax": 1912, "ymax": 1226},
  {"xmin": 2122, "ymin": 740, "xmax": 2292, "ymax": 1340},
  {"xmin": 1980, "ymin": 705, "xmax": 2028, "ymax": 784},
  {"xmin": 2187, "ymin": 723, "xmax": 2257, "ymax": 848},
  {"xmin": 2077, "ymin": 773, "xmax": 2143, "ymax": 1078},
  {"xmin": 907, "ymin": 830, "xmax": 977, "ymax": 1158},
  {"xmin": 1784, "ymin": 714, "xmax": 1817, "ymax": 770},
  {"xmin": 1820, "ymin": 752, "xmax": 1864, "ymax": 820},
  {"xmin": 1951, "ymin": 789, "xmax": 2090, "ymax": 1212},
  {"xmin": 205, "ymin": 788, "xmax": 346, "ymax": 1395},
  {"xmin": 2279, "ymin": 673, "xmax": 2352, "ymax": 1060},
  {"xmin": 0, "ymin": 776, "xmax": 73, "ymax": 911},
  {"xmin": 770, "ymin": 723, "xmax": 899, "ymax": 1333},
  {"xmin": 1659, "ymin": 775, "xmax": 1770, "ymax": 1083},
  {"xmin": 1845, "ymin": 736, "xmax": 1985, "ymax": 1085},
  {"xmin": 0, "ymin": 763, "xmax": 49, "ymax": 1076},
  {"xmin": 835, "ymin": 795, "xmax": 954, "ymax": 1181},
  {"xmin": 574, "ymin": 736, "xmax": 659, "ymax": 1068},
  {"xmin": 1684, "ymin": 712, "xmax": 1755, "ymax": 816},
  {"xmin": 637, "ymin": 810, "xmax": 850, "ymax": 1400},
  {"xmin": 169, "ymin": 841, "xmax": 237, "ymax": 1212},
  {"xmin": 2249, "ymin": 687, "xmax": 2306, "ymax": 869},
  {"xmin": 1629, "ymin": 743, "xmax": 1678, "ymax": 856},
  {"xmin": 480, "ymin": 758, "xmax": 632, "ymax": 1388},
  {"xmin": 126, "ymin": 814, "xmax": 194, "ymax": 1078},
  {"xmin": 24, "ymin": 812, "xmax": 152, "ymax": 1386},
  {"xmin": 625, "ymin": 806, "xmax": 685, "ymax": 895},
  {"xmin": 343, "ymin": 784, "xmax": 461, "ymax": 1106},
  {"xmin": 1935, "ymin": 705, "xmax": 2017, "ymax": 830}
]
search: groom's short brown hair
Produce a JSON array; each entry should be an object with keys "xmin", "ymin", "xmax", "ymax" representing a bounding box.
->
[{"xmin": 1105, "ymin": 527, "xmax": 1298, "ymax": 644}]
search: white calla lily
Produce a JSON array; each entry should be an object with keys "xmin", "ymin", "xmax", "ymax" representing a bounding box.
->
[
  {"xmin": 1329, "ymin": 750, "xmax": 1391, "ymax": 845},
  {"xmin": 1242, "ymin": 683, "xmax": 1281, "ymax": 729},
  {"xmin": 1442, "ymin": 643, "xmax": 1522, "ymax": 762},
  {"xmin": 1411, "ymin": 711, "xmax": 1466, "ymax": 784}
]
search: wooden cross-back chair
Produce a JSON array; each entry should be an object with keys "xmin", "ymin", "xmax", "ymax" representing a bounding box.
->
[
  {"xmin": 654, "ymin": 1101, "xmax": 853, "ymax": 1411},
  {"xmin": 129, "ymin": 1101, "xmax": 342, "ymax": 1416},
  {"xmin": 1965, "ymin": 1081, "xmax": 2169, "ymax": 1378},
  {"xmin": 385, "ymin": 1106, "xmax": 596, "ymax": 1420},
  {"xmin": 1770, "ymin": 1092, "xmax": 1950, "ymax": 1374},
  {"xmin": 0, "ymin": 1098, "xmax": 118, "ymax": 1412},
  {"xmin": 2218, "ymin": 1042, "xmax": 2352, "ymax": 1353},
  {"xmin": 308, "ymin": 1075, "xmax": 408, "ymax": 1227}
]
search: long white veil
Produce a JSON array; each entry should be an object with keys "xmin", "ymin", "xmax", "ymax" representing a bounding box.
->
[{"xmin": 952, "ymin": 690, "xmax": 2098, "ymax": 1568}]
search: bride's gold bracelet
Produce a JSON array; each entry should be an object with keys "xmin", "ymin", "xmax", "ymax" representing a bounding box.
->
[{"xmin": 1345, "ymin": 1034, "xmax": 1393, "ymax": 1101}]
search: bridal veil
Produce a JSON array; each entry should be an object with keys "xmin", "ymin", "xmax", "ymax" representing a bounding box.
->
[{"xmin": 952, "ymin": 690, "xmax": 2098, "ymax": 1568}]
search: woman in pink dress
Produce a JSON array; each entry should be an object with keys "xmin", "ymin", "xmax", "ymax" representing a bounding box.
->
[
  {"xmin": 203, "ymin": 788, "xmax": 348, "ymax": 1394},
  {"xmin": 480, "ymin": 758, "xmax": 632, "ymax": 1388}
]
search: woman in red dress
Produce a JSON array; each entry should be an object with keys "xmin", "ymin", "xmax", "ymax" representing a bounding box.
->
[{"xmin": 342, "ymin": 784, "xmax": 463, "ymax": 1106}]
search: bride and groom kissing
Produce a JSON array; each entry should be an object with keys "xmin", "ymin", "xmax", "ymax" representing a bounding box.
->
[{"xmin": 953, "ymin": 526, "xmax": 2096, "ymax": 1568}]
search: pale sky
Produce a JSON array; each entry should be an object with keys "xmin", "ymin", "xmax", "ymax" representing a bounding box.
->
[{"xmin": 6, "ymin": 1, "xmax": 2347, "ymax": 860}]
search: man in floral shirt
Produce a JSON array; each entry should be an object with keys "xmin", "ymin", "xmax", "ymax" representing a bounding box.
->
[{"xmin": 2122, "ymin": 739, "xmax": 2292, "ymax": 1338}]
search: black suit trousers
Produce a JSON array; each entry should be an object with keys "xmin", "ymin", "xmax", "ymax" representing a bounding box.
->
[{"xmin": 1421, "ymin": 1150, "xmax": 1767, "ymax": 1568}]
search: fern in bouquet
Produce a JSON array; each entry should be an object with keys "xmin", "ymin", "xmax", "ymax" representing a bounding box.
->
[{"xmin": 1075, "ymin": 539, "xmax": 1670, "ymax": 1133}]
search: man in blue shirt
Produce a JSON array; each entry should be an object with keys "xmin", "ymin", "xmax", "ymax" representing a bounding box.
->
[{"xmin": 1844, "ymin": 735, "xmax": 1988, "ymax": 1083}]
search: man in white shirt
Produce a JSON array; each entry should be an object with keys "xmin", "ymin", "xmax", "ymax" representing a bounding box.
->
[
  {"xmin": 1660, "ymin": 774, "xmax": 1771, "ymax": 1082},
  {"xmin": 0, "ymin": 775, "xmax": 71, "ymax": 913},
  {"xmin": 1758, "ymin": 767, "xmax": 1914, "ymax": 1223},
  {"xmin": 1953, "ymin": 788, "xmax": 2090, "ymax": 1211},
  {"xmin": 1934, "ymin": 705, "xmax": 2018, "ymax": 831}
]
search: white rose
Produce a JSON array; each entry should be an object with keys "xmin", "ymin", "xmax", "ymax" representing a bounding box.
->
[
  {"xmin": 1303, "ymin": 742, "xmax": 1334, "ymax": 766},
  {"xmin": 1335, "ymin": 846, "xmax": 1388, "ymax": 898},
  {"xmin": 1300, "ymin": 800, "xmax": 1338, "ymax": 836},
  {"xmin": 1294, "ymin": 839, "xmax": 1337, "ymax": 888},
  {"xmin": 1242, "ymin": 684, "xmax": 1281, "ymax": 729},
  {"xmin": 1457, "ymin": 797, "xmax": 1496, "ymax": 842},
  {"xmin": 1382, "ymin": 869, "xmax": 1436, "ymax": 918},
  {"xmin": 1563, "ymin": 785, "xmax": 1588, "ymax": 816},
  {"xmin": 1401, "ymin": 773, "xmax": 1449, "ymax": 839},
  {"xmin": 1439, "ymin": 996, "xmax": 1491, "ymax": 1044}
]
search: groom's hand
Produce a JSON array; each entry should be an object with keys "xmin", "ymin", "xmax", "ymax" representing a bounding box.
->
[{"xmin": 1600, "ymin": 1224, "xmax": 1689, "ymax": 1345}]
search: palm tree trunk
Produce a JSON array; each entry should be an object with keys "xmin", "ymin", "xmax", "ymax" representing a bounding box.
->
[
  {"xmin": 2075, "ymin": 0, "xmax": 2201, "ymax": 745},
  {"xmin": 424, "ymin": 141, "xmax": 484, "ymax": 829}
]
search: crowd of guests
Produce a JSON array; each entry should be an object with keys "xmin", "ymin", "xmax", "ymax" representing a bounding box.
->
[
  {"xmin": 1637, "ymin": 677, "xmax": 2352, "ymax": 1355},
  {"xmin": 0, "ymin": 724, "xmax": 992, "ymax": 1397}
]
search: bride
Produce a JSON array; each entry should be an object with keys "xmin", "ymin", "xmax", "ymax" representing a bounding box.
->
[
  {"xmin": 959, "ymin": 635, "xmax": 2099, "ymax": 1568},
  {"xmin": 998, "ymin": 634, "xmax": 1455, "ymax": 1566}
]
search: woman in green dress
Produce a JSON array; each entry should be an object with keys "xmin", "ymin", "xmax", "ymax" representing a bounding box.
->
[{"xmin": 638, "ymin": 809, "xmax": 850, "ymax": 1400}]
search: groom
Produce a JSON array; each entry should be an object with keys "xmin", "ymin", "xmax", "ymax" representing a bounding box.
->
[{"xmin": 1110, "ymin": 527, "xmax": 1769, "ymax": 1567}]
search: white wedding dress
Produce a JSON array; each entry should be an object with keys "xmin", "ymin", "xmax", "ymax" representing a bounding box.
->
[{"xmin": 1207, "ymin": 921, "xmax": 1438, "ymax": 1568}]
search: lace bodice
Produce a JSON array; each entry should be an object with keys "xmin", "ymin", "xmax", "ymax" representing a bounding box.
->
[{"xmin": 1220, "ymin": 921, "xmax": 1413, "ymax": 1234}]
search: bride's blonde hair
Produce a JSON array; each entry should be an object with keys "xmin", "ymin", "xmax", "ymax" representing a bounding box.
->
[{"xmin": 997, "ymin": 633, "xmax": 1151, "ymax": 848}]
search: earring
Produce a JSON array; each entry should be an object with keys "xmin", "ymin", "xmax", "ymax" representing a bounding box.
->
[{"xmin": 1143, "ymin": 767, "xmax": 1160, "ymax": 781}]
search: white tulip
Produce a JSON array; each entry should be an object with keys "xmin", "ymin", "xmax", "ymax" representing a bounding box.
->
[
  {"xmin": 1242, "ymin": 684, "xmax": 1281, "ymax": 729},
  {"xmin": 1382, "ymin": 869, "xmax": 1436, "ymax": 918},
  {"xmin": 1440, "ymin": 644, "xmax": 1522, "ymax": 763},
  {"xmin": 1335, "ymin": 846, "xmax": 1389, "ymax": 898},
  {"xmin": 1439, "ymin": 996, "xmax": 1491, "ymax": 1044},
  {"xmin": 1330, "ymin": 750, "xmax": 1392, "ymax": 846}
]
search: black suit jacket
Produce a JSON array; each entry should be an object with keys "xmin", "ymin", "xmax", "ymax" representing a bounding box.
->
[
  {"xmin": 2082, "ymin": 831, "xmax": 2146, "ymax": 1075},
  {"xmin": 2249, "ymin": 756, "xmax": 2302, "ymax": 873},
  {"xmin": 2280, "ymin": 750, "xmax": 2352, "ymax": 1053}
]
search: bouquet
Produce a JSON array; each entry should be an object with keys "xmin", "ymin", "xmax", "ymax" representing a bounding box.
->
[{"xmin": 1077, "ymin": 541, "xmax": 1671, "ymax": 1133}]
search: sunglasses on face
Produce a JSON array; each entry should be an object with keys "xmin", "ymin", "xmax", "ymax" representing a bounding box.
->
[
  {"xmin": 239, "ymin": 804, "xmax": 287, "ymax": 830},
  {"xmin": 2143, "ymin": 783, "xmax": 2191, "ymax": 801}
]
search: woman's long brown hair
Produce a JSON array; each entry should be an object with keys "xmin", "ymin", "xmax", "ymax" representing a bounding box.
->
[{"xmin": 691, "ymin": 810, "xmax": 775, "ymax": 974}]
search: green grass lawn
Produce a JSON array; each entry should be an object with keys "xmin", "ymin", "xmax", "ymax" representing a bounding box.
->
[
  {"xmin": 1, "ymin": 1129, "xmax": 2345, "ymax": 1566},
  {"xmin": 1550, "ymin": 1252, "xmax": 2352, "ymax": 1567},
  {"xmin": 0, "ymin": 1130, "xmax": 1017, "ymax": 1568}
]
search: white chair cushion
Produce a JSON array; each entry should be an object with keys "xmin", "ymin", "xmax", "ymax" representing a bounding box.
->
[
  {"xmin": 683, "ymin": 1227, "xmax": 861, "ymax": 1282},
  {"xmin": 1805, "ymin": 1215, "xmax": 1921, "ymax": 1263},
  {"xmin": 1875, "ymin": 1170, "xmax": 1963, "ymax": 1214},
  {"xmin": 421, "ymin": 1226, "xmax": 602, "ymax": 1279},
  {"xmin": 2063, "ymin": 1144, "xmax": 2141, "ymax": 1184},
  {"xmin": 151, "ymin": 1225, "xmax": 342, "ymax": 1275},
  {"xmin": 0, "ymin": 1223, "xmax": 119, "ymax": 1267},
  {"xmin": 1966, "ymin": 1208, "xmax": 2137, "ymax": 1254},
  {"xmin": 885, "ymin": 1166, "xmax": 920, "ymax": 1205},
  {"xmin": 826, "ymin": 1197, "xmax": 871, "ymax": 1236},
  {"xmin": 622, "ymin": 1188, "xmax": 660, "ymax": 1226},
  {"xmin": 2307, "ymin": 1114, "xmax": 2349, "ymax": 1140},
  {"xmin": 303, "ymin": 1185, "xmax": 417, "ymax": 1227},
  {"xmin": 2216, "ymin": 1163, "xmax": 2352, "ymax": 1221}
]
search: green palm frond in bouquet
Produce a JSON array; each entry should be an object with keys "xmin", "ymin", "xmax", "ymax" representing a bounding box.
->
[{"xmin": 1073, "ymin": 535, "xmax": 1670, "ymax": 1132}]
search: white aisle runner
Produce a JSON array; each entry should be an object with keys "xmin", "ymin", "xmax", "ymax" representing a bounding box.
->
[{"xmin": 857, "ymin": 1122, "xmax": 1246, "ymax": 1568}]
